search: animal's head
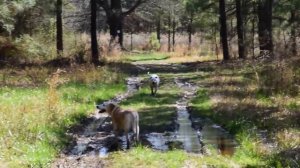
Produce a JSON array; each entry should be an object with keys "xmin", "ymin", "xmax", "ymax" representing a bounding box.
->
[
  {"xmin": 149, "ymin": 74, "xmax": 159, "ymax": 84},
  {"xmin": 96, "ymin": 101, "xmax": 118, "ymax": 115},
  {"xmin": 96, "ymin": 102, "xmax": 108, "ymax": 113}
]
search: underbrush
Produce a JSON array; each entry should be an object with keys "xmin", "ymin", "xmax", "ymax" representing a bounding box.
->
[
  {"xmin": 0, "ymin": 66, "xmax": 126, "ymax": 167},
  {"xmin": 1, "ymin": 32, "xmax": 220, "ymax": 65}
]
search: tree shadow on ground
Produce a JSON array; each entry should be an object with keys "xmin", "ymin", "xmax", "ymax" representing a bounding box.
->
[
  {"xmin": 108, "ymin": 61, "xmax": 217, "ymax": 76},
  {"xmin": 139, "ymin": 106, "xmax": 177, "ymax": 133},
  {"xmin": 187, "ymin": 67, "xmax": 300, "ymax": 133},
  {"xmin": 121, "ymin": 92, "xmax": 180, "ymax": 107}
]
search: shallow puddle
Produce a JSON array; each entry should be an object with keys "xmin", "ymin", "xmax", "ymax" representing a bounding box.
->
[{"xmin": 173, "ymin": 78, "xmax": 236, "ymax": 155}]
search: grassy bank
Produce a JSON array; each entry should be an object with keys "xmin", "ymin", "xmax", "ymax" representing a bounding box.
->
[
  {"xmin": 108, "ymin": 146, "xmax": 238, "ymax": 168},
  {"xmin": 0, "ymin": 65, "xmax": 126, "ymax": 167},
  {"xmin": 189, "ymin": 61, "xmax": 300, "ymax": 167}
]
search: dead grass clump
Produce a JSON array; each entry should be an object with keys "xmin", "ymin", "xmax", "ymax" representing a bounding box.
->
[
  {"xmin": 46, "ymin": 69, "xmax": 68, "ymax": 114},
  {"xmin": 258, "ymin": 61, "xmax": 297, "ymax": 96},
  {"xmin": 67, "ymin": 65, "xmax": 124, "ymax": 85},
  {"xmin": 0, "ymin": 67, "xmax": 51, "ymax": 87},
  {"xmin": 276, "ymin": 129, "xmax": 300, "ymax": 150}
]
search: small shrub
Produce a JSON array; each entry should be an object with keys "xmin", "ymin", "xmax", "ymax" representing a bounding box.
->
[
  {"xmin": 258, "ymin": 61, "xmax": 297, "ymax": 95},
  {"xmin": 69, "ymin": 41, "xmax": 87, "ymax": 64},
  {"xmin": 46, "ymin": 69, "xmax": 68, "ymax": 117},
  {"xmin": 14, "ymin": 34, "xmax": 48, "ymax": 62},
  {"xmin": 0, "ymin": 36, "xmax": 20, "ymax": 63},
  {"xmin": 148, "ymin": 33, "xmax": 160, "ymax": 51},
  {"xmin": 276, "ymin": 129, "xmax": 300, "ymax": 150}
]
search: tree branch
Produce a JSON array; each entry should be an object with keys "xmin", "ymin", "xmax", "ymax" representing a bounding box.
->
[{"xmin": 122, "ymin": 0, "xmax": 144, "ymax": 16}]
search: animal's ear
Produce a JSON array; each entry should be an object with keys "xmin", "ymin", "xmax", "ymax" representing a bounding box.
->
[{"xmin": 107, "ymin": 102, "xmax": 115, "ymax": 109}]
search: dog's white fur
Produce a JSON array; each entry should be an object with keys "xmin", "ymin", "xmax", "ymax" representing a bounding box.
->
[
  {"xmin": 148, "ymin": 72, "xmax": 160, "ymax": 95},
  {"xmin": 96, "ymin": 102, "xmax": 139, "ymax": 148}
]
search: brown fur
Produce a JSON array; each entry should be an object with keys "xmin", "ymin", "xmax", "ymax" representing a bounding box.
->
[{"xmin": 105, "ymin": 103, "xmax": 139, "ymax": 148}]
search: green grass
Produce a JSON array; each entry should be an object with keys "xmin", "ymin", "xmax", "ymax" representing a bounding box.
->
[
  {"xmin": 124, "ymin": 53, "xmax": 170, "ymax": 62},
  {"xmin": 109, "ymin": 146, "xmax": 189, "ymax": 168},
  {"xmin": 190, "ymin": 88, "xmax": 267, "ymax": 167},
  {"xmin": 0, "ymin": 67, "xmax": 126, "ymax": 167},
  {"xmin": 108, "ymin": 145, "xmax": 239, "ymax": 168},
  {"xmin": 120, "ymin": 82, "xmax": 181, "ymax": 132}
]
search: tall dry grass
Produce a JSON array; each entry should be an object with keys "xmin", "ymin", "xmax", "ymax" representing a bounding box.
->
[{"xmin": 0, "ymin": 65, "xmax": 126, "ymax": 167}]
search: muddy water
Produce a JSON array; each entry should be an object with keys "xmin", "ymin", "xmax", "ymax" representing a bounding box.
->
[
  {"xmin": 174, "ymin": 78, "xmax": 236, "ymax": 155},
  {"xmin": 174, "ymin": 78, "xmax": 203, "ymax": 153}
]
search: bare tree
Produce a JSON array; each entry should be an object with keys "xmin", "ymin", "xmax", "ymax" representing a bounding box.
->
[
  {"xmin": 236, "ymin": 0, "xmax": 245, "ymax": 59},
  {"xmin": 257, "ymin": 0, "xmax": 273, "ymax": 57},
  {"xmin": 97, "ymin": 0, "xmax": 143, "ymax": 48},
  {"xmin": 219, "ymin": 0, "xmax": 229, "ymax": 60},
  {"xmin": 56, "ymin": 0, "xmax": 63, "ymax": 56},
  {"xmin": 91, "ymin": 0, "xmax": 99, "ymax": 65}
]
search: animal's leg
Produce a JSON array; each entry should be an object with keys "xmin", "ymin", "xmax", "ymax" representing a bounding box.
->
[
  {"xmin": 133, "ymin": 113, "xmax": 139, "ymax": 141},
  {"xmin": 113, "ymin": 124, "xmax": 118, "ymax": 137},
  {"xmin": 125, "ymin": 131, "xmax": 130, "ymax": 149},
  {"xmin": 136, "ymin": 125, "xmax": 140, "ymax": 141},
  {"xmin": 132, "ymin": 125, "xmax": 139, "ymax": 141},
  {"xmin": 150, "ymin": 86, "xmax": 154, "ymax": 95},
  {"xmin": 112, "ymin": 125, "xmax": 120, "ymax": 148}
]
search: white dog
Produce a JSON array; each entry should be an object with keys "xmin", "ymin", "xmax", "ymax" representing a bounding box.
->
[
  {"xmin": 148, "ymin": 72, "xmax": 160, "ymax": 96},
  {"xmin": 96, "ymin": 102, "xmax": 139, "ymax": 149}
]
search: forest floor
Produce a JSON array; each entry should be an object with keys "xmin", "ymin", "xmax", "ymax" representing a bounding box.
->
[{"xmin": 0, "ymin": 53, "xmax": 299, "ymax": 167}]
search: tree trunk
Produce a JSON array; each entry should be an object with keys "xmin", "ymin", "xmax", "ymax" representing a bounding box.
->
[
  {"xmin": 56, "ymin": 0, "xmax": 63, "ymax": 57},
  {"xmin": 108, "ymin": 0, "xmax": 124, "ymax": 48},
  {"xmin": 252, "ymin": 1, "xmax": 256, "ymax": 58},
  {"xmin": 130, "ymin": 32, "xmax": 133, "ymax": 51},
  {"xmin": 108, "ymin": 14, "xmax": 123, "ymax": 48},
  {"xmin": 290, "ymin": 10, "xmax": 297, "ymax": 56},
  {"xmin": 99, "ymin": 0, "xmax": 142, "ymax": 49},
  {"xmin": 168, "ymin": 12, "xmax": 171, "ymax": 52},
  {"xmin": 91, "ymin": 0, "xmax": 99, "ymax": 64},
  {"xmin": 108, "ymin": 16, "xmax": 123, "ymax": 48},
  {"xmin": 235, "ymin": 0, "xmax": 245, "ymax": 59},
  {"xmin": 188, "ymin": 12, "xmax": 193, "ymax": 50},
  {"xmin": 156, "ymin": 17, "xmax": 161, "ymax": 42},
  {"xmin": 172, "ymin": 17, "xmax": 176, "ymax": 52},
  {"xmin": 257, "ymin": 0, "xmax": 273, "ymax": 57},
  {"xmin": 252, "ymin": 16, "xmax": 255, "ymax": 58},
  {"xmin": 219, "ymin": 0, "xmax": 230, "ymax": 60}
]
